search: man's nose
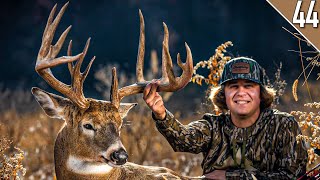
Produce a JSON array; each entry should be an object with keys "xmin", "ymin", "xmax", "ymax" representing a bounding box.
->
[{"xmin": 236, "ymin": 86, "xmax": 246, "ymax": 95}]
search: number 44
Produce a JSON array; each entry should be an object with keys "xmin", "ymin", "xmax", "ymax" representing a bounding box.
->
[{"xmin": 293, "ymin": 0, "xmax": 319, "ymax": 27}]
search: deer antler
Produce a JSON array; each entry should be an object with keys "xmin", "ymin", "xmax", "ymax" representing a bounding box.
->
[
  {"xmin": 36, "ymin": 2, "xmax": 95, "ymax": 109},
  {"xmin": 117, "ymin": 10, "xmax": 193, "ymax": 104}
]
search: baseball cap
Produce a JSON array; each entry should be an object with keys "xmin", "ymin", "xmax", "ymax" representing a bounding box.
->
[{"xmin": 219, "ymin": 57, "xmax": 264, "ymax": 85}]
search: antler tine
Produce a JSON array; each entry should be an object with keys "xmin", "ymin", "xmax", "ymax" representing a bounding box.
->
[
  {"xmin": 36, "ymin": 3, "xmax": 82, "ymax": 71},
  {"xmin": 82, "ymin": 56, "xmax": 96, "ymax": 81},
  {"xmin": 174, "ymin": 43, "xmax": 193, "ymax": 89},
  {"xmin": 67, "ymin": 37, "xmax": 95, "ymax": 108},
  {"xmin": 162, "ymin": 42, "xmax": 175, "ymax": 85},
  {"xmin": 111, "ymin": 67, "xmax": 120, "ymax": 108},
  {"xmin": 49, "ymin": 25, "xmax": 72, "ymax": 59},
  {"xmin": 67, "ymin": 38, "xmax": 95, "ymax": 88},
  {"xmin": 41, "ymin": 4, "xmax": 56, "ymax": 48},
  {"xmin": 35, "ymin": 2, "xmax": 92, "ymax": 109},
  {"xmin": 137, "ymin": 10, "xmax": 145, "ymax": 83},
  {"xmin": 74, "ymin": 38, "xmax": 91, "ymax": 75},
  {"xmin": 161, "ymin": 22, "xmax": 174, "ymax": 84},
  {"xmin": 38, "ymin": 3, "xmax": 69, "ymax": 60},
  {"xmin": 67, "ymin": 40, "xmax": 74, "ymax": 78},
  {"xmin": 117, "ymin": 10, "xmax": 193, "ymax": 101}
]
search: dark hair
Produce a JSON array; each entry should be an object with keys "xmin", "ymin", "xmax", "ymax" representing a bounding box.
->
[{"xmin": 209, "ymin": 85, "xmax": 276, "ymax": 113}]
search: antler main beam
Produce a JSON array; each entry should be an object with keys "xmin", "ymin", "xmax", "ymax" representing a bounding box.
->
[
  {"xmin": 117, "ymin": 10, "xmax": 193, "ymax": 102},
  {"xmin": 35, "ymin": 2, "xmax": 95, "ymax": 109}
]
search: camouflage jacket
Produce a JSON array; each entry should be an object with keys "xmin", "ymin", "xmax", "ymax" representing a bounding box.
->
[{"xmin": 152, "ymin": 108, "xmax": 308, "ymax": 179}]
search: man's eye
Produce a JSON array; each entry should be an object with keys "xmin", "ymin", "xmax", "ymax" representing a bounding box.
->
[{"xmin": 83, "ymin": 124, "xmax": 94, "ymax": 130}]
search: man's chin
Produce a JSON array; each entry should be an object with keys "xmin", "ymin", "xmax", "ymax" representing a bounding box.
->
[
  {"xmin": 237, "ymin": 113, "xmax": 249, "ymax": 118},
  {"xmin": 233, "ymin": 110, "xmax": 249, "ymax": 116},
  {"xmin": 232, "ymin": 111, "xmax": 251, "ymax": 119}
]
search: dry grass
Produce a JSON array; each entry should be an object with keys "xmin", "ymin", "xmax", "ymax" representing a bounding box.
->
[
  {"xmin": 0, "ymin": 137, "xmax": 26, "ymax": 179},
  {"xmin": 0, "ymin": 88, "xmax": 59, "ymax": 179},
  {"xmin": 284, "ymin": 29, "xmax": 320, "ymax": 174},
  {"xmin": 191, "ymin": 41, "xmax": 233, "ymax": 87},
  {"xmin": 191, "ymin": 41, "xmax": 233, "ymax": 114},
  {"xmin": 291, "ymin": 107, "xmax": 320, "ymax": 169},
  {"xmin": 292, "ymin": 79, "xmax": 299, "ymax": 101}
]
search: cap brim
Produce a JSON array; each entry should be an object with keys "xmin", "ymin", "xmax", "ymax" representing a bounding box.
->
[{"xmin": 219, "ymin": 78, "xmax": 262, "ymax": 85}]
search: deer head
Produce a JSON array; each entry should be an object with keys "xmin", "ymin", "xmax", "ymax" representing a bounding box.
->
[{"xmin": 31, "ymin": 2, "xmax": 193, "ymax": 178}]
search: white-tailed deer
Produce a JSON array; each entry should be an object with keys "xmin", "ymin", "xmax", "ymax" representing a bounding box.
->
[{"xmin": 32, "ymin": 2, "xmax": 197, "ymax": 180}]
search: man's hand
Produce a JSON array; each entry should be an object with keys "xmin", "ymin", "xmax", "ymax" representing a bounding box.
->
[
  {"xmin": 143, "ymin": 81, "xmax": 166, "ymax": 120},
  {"xmin": 204, "ymin": 170, "xmax": 226, "ymax": 180}
]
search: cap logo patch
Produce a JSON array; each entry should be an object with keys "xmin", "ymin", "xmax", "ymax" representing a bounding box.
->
[{"xmin": 232, "ymin": 62, "xmax": 250, "ymax": 74}]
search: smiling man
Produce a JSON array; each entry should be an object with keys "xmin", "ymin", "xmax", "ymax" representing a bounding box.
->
[
  {"xmin": 143, "ymin": 57, "xmax": 307, "ymax": 179},
  {"xmin": 224, "ymin": 79, "xmax": 261, "ymax": 128}
]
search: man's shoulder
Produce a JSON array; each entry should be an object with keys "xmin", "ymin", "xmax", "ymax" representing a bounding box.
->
[
  {"xmin": 268, "ymin": 108, "xmax": 298, "ymax": 125},
  {"xmin": 270, "ymin": 108, "xmax": 293, "ymax": 117},
  {"xmin": 271, "ymin": 109, "xmax": 293, "ymax": 117},
  {"xmin": 266, "ymin": 109, "xmax": 303, "ymax": 135},
  {"xmin": 202, "ymin": 113, "xmax": 226, "ymax": 122}
]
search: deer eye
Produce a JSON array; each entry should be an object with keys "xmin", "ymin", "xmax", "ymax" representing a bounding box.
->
[{"xmin": 83, "ymin": 124, "xmax": 94, "ymax": 130}]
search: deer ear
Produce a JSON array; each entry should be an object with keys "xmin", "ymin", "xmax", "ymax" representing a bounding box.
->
[
  {"xmin": 119, "ymin": 103, "xmax": 137, "ymax": 119},
  {"xmin": 31, "ymin": 87, "xmax": 72, "ymax": 120}
]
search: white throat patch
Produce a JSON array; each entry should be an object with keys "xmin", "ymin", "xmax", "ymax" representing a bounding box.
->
[{"xmin": 66, "ymin": 155, "xmax": 113, "ymax": 175}]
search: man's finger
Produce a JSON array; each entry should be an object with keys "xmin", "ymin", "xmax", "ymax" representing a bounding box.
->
[
  {"xmin": 147, "ymin": 95, "xmax": 161, "ymax": 108},
  {"xmin": 154, "ymin": 92, "xmax": 160, "ymax": 97},
  {"xmin": 143, "ymin": 83, "xmax": 152, "ymax": 100},
  {"xmin": 149, "ymin": 82, "xmax": 159, "ymax": 97},
  {"xmin": 153, "ymin": 96, "xmax": 163, "ymax": 106},
  {"xmin": 154, "ymin": 99, "xmax": 164, "ymax": 107},
  {"xmin": 145, "ymin": 83, "xmax": 158, "ymax": 102},
  {"xmin": 145, "ymin": 85, "xmax": 160, "ymax": 105}
]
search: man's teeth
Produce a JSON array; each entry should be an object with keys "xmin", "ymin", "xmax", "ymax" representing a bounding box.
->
[{"xmin": 235, "ymin": 101, "xmax": 249, "ymax": 104}]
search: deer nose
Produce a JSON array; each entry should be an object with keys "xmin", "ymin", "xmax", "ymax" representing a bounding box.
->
[{"xmin": 110, "ymin": 148, "xmax": 128, "ymax": 165}]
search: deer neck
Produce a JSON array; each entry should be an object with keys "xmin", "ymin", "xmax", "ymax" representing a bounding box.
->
[
  {"xmin": 54, "ymin": 127, "xmax": 120, "ymax": 179},
  {"xmin": 66, "ymin": 155, "xmax": 114, "ymax": 175}
]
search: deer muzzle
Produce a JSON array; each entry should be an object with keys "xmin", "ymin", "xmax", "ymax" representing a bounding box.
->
[{"xmin": 110, "ymin": 148, "xmax": 128, "ymax": 165}]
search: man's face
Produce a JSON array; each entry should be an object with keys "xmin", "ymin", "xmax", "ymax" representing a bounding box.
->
[{"xmin": 224, "ymin": 79, "xmax": 261, "ymax": 119}]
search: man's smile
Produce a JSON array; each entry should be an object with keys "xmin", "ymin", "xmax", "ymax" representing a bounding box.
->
[{"xmin": 234, "ymin": 100, "xmax": 251, "ymax": 104}]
